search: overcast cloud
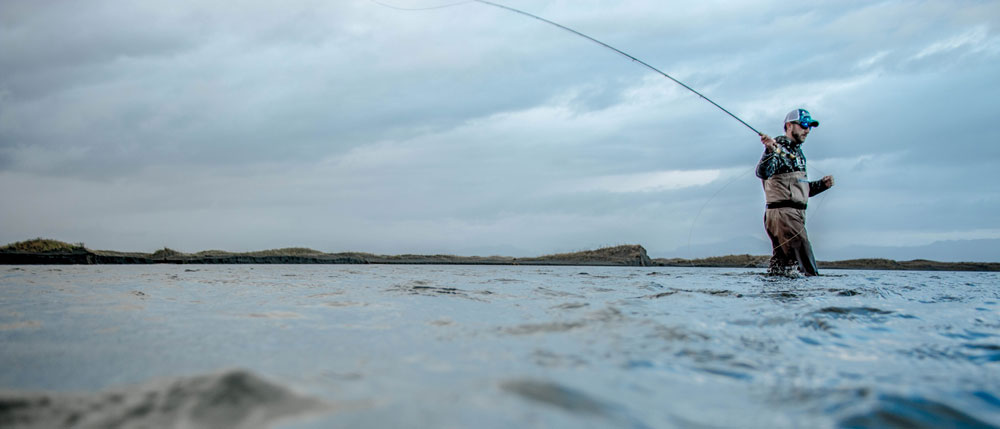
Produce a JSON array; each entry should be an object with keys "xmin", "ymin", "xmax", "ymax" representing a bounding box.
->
[{"xmin": 2, "ymin": 0, "xmax": 999, "ymax": 260}]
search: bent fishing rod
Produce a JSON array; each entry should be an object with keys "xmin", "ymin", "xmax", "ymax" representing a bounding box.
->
[
  {"xmin": 371, "ymin": 0, "xmax": 763, "ymax": 136},
  {"xmin": 473, "ymin": 0, "xmax": 763, "ymax": 136}
]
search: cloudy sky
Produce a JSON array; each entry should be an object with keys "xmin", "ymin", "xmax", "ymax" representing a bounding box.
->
[{"xmin": 2, "ymin": 0, "xmax": 999, "ymax": 260}]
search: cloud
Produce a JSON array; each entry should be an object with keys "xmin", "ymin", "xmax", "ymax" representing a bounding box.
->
[
  {"xmin": 1, "ymin": 1, "xmax": 999, "ymax": 259},
  {"xmin": 853, "ymin": 50, "xmax": 890, "ymax": 71},
  {"xmin": 910, "ymin": 26, "xmax": 992, "ymax": 61},
  {"xmin": 569, "ymin": 169, "xmax": 723, "ymax": 193}
]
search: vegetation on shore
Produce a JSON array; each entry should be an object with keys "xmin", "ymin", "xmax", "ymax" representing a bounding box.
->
[
  {"xmin": 2, "ymin": 238, "xmax": 998, "ymax": 271},
  {"xmin": 531, "ymin": 245, "xmax": 651, "ymax": 265},
  {"xmin": 1, "ymin": 238, "xmax": 86, "ymax": 253},
  {"xmin": 653, "ymin": 254, "xmax": 769, "ymax": 268},
  {"xmin": 150, "ymin": 247, "xmax": 326, "ymax": 259}
]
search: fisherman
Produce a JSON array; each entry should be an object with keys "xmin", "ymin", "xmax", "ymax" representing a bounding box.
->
[{"xmin": 756, "ymin": 109, "xmax": 834, "ymax": 276}]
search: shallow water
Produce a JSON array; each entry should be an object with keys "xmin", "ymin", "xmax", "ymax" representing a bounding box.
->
[{"xmin": 1, "ymin": 265, "xmax": 998, "ymax": 428}]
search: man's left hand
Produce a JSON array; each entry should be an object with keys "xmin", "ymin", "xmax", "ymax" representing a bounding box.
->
[{"xmin": 822, "ymin": 175, "xmax": 835, "ymax": 188}]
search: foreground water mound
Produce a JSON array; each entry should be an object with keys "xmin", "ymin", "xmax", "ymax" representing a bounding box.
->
[
  {"xmin": 0, "ymin": 370, "xmax": 326, "ymax": 429},
  {"xmin": 1, "ymin": 265, "xmax": 997, "ymax": 427}
]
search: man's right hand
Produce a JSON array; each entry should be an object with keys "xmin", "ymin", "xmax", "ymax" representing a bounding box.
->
[{"xmin": 760, "ymin": 134, "xmax": 777, "ymax": 152}]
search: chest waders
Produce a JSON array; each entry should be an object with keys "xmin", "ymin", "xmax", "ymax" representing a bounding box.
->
[{"xmin": 763, "ymin": 171, "xmax": 819, "ymax": 276}]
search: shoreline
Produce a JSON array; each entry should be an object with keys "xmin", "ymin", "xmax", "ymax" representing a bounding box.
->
[
  {"xmin": 2, "ymin": 239, "xmax": 999, "ymax": 271},
  {"xmin": 0, "ymin": 240, "xmax": 653, "ymax": 267}
]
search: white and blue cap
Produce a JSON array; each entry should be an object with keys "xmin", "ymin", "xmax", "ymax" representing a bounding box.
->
[{"xmin": 784, "ymin": 108, "xmax": 819, "ymax": 127}]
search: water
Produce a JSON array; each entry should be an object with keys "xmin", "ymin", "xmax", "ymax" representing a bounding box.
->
[{"xmin": 1, "ymin": 265, "xmax": 998, "ymax": 428}]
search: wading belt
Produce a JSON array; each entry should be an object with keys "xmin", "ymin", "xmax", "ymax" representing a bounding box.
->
[{"xmin": 766, "ymin": 201, "xmax": 807, "ymax": 210}]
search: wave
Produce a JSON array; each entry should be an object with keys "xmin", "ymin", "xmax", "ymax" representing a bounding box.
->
[{"xmin": 0, "ymin": 370, "xmax": 328, "ymax": 429}]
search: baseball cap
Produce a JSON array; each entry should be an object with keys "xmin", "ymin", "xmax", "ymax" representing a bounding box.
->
[{"xmin": 784, "ymin": 108, "xmax": 819, "ymax": 127}]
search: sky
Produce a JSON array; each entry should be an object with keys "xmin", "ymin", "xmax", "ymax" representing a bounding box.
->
[{"xmin": 2, "ymin": 0, "xmax": 999, "ymax": 261}]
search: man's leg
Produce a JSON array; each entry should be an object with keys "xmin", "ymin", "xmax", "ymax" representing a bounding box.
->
[
  {"xmin": 791, "ymin": 216, "xmax": 819, "ymax": 276},
  {"xmin": 766, "ymin": 208, "xmax": 814, "ymax": 276},
  {"xmin": 764, "ymin": 209, "xmax": 794, "ymax": 275}
]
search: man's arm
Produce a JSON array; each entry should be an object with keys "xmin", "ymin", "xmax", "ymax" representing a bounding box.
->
[
  {"xmin": 756, "ymin": 134, "xmax": 778, "ymax": 179},
  {"xmin": 809, "ymin": 175, "xmax": 835, "ymax": 196}
]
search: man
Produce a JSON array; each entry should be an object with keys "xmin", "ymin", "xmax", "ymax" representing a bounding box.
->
[{"xmin": 756, "ymin": 108, "xmax": 834, "ymax": 276}]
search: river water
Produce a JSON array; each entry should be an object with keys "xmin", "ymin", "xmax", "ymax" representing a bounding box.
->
[{"xmin": 1, "ymin": 265, "xmax": 998, "ymax": 428}]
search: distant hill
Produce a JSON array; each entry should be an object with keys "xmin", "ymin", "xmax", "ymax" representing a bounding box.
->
[
  {"xmin": 0, "ymin": 239, "xmax": 652, "ymax": 267},
  {"xmin": 823, "ymin": 238, "xmax": 1000, "ymax": 263}
]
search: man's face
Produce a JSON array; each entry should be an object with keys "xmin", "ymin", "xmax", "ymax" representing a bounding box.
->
[{"xmin": 786, "ymin": 121, "xmax": 811, "ymax": 144}]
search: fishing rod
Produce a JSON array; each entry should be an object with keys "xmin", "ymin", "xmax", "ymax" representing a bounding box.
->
[
  {"xmin": 471, "ymin": 0, "xmax": 763, "ymax": 136},
  {"xmin": 376, "ymin": 0, "xmax": 820, "ymax": 271},
  {"xmin": 371, "ymin": 0, "xmax": 762, "ymax": 135}
]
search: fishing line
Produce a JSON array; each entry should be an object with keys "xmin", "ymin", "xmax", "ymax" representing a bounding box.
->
[
  {"xmin": 761, "ymin": 164, "xmax": 834, "ymax": 274},
  {"xmin": 782, "ymin": 162, "xmax": 833, "ymax": 252},
  {"xmin": 684, "ymin": 159, "xmax": 833, "ymax": 271},
  {"xmin": 685, "ymin": 166, "xmax": 754, "ymax": 265},
  {"xmin": 472, "ymin": 0, "xmax": 762, "ymax": 136},
  {"xmin": 373, "ymin": 0, "xmax": 761, "ymax": 136},
  {"xmin": 761, "ymin": 181, "xmax": 832, "ymax": 275}
]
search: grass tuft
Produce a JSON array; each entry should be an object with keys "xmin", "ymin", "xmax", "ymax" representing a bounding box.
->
[{"xmin": 1, "ymin": 238, "xmax": 85, "ymax": 253}]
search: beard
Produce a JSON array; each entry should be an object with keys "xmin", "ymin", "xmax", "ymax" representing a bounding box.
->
[{"xmin": 791, "ymin": 130, "xmax": 808, "ymax": 145}]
